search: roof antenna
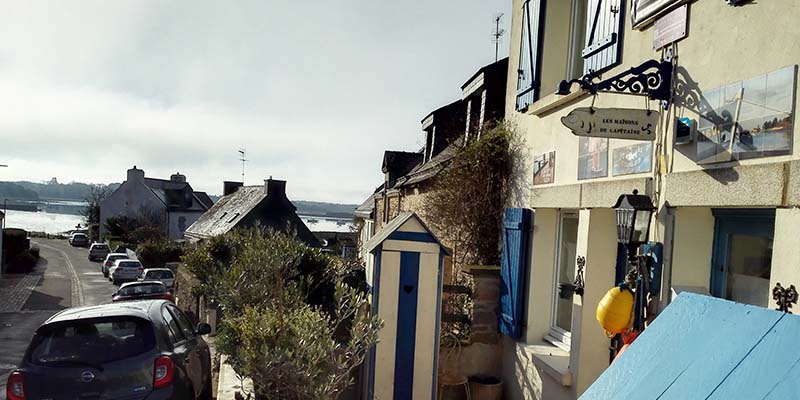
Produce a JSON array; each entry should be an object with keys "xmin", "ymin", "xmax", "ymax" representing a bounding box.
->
[
  {"xmin": 492, "ymin": 13, "xmax": 506, "ymax": 62},
  {"xmin": 238, "ymin": 148, "xmax": 247, "ymax": 184}
]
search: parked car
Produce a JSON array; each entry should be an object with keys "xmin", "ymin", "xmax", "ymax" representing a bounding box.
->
[
  {"xmin": 5, "ymin": 300, "xmax": 212, "ymax": 400},
  {"xmin": 113, "ymin": 281, "xmax": 174, "ymax": 302},
  {"xmin": 139, "ymin": 268, "xmax": 176, "ymax": 289},
  {"xmin": 110, "ymin": 259, "xmax": 144, "ymax": 285},
  {"xmin": 88, "ymin": 242, "xmax": 110, "ymax": 261},
  {"xmin": 102, "ymin": 253, "xmax": 129, "ymax": 278},
  {"xmin": 69, "ymin": 233, "xmax": 89, "ymax": 247}
]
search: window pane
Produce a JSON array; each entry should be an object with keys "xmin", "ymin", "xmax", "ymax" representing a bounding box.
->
[
  {"xmin": 555, "ymin": 216, "xmax": 579, "ymax": 332},
  {"xmin": 170, "ymin": 306, "xmax": 196, "ymax": 339},
  {"xmin": 725, "ymin": 234, "xmax": 772, "ymax": 307},
  {"xmin": 162, "ymin": 308, "xmax": 185, "ymax": 344},
  {"xmin": 28, "ymin": 318, "xmax": 155, "ymax": 365}
]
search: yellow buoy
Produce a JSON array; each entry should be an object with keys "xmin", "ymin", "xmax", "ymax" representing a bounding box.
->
[{"xmin": 596, "ymin": 285, "xmax": 634, "ymax": 337}]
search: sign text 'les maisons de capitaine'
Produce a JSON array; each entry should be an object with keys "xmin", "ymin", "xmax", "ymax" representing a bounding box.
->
[{"xmin": 561, "ymin": 107, "xmax": 659, "ymax": 141}]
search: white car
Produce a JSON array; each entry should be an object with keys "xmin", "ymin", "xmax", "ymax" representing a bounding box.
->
[
  {"xmin": 102, "ymin": 253, "xmax": 129, "ymax": 278},
  {"xmin": 138, "ymin": 268, "xmax": 175, "ymax": 290},
  {"xmin": 109, "ymin": 259, "xmax": 143, "ymax": 285}
]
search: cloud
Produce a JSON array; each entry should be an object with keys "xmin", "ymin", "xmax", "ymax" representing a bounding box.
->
[{"xmin": 0, "ymin": 0, "xmax": 510, "ymax": 203}]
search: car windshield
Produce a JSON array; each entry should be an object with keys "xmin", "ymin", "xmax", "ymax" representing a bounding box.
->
[
  {"xmin": 28, "ymin": 317, "xmax": 155, "ymax": 366},
  {"xmin": 108, "ymin": 255, "xmax": 126, "ymax": 262},
  {"xmin": 119, "ymin": 284, "xmax": 165, "ymax": 296},
  {"xmin": 146, "ymin": 271, "xmax": 173, "ymax": 279},
  {"xmin": 92, "ymin": 244, "xmax": 108, "ymax": 250}
]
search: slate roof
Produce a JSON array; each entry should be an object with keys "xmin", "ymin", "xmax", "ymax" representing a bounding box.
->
[
  {"xmin": 185, "ymin": 185, "xmax": 320, "ymax": 247},
  {"xmin": 354, "ymin": 195, "xmax": 376, "ymax": 219},
  {"xmin": 142, "ymin": 178, "xmax": 210, "ymax": 212},
  {"xmin": 394, "ymin": 139, "xmax": 461, "ymax": 188},
  {"xmin": 460, "ymin": 57, "xmax": 509, "ymax": 90}
]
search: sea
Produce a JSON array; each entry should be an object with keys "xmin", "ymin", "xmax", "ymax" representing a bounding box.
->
[{"xmin": 2, "ymin": 202, "xmax": 355, "ymax": 235}]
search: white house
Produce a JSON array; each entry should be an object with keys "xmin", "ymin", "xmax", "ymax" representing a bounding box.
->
[{"xmin": 100, "ymin": 166, "xmax": 213, "ymax": 240}]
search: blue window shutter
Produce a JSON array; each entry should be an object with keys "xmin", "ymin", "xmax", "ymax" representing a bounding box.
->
[
  {"xmin": 515, "ymin": 0, "xmax": 544, "ymax": 112},
  {"xmin": 499, "ymin": 208, "xmax": 534, "ymax": 339},
  {"xmin": 582, "ymin": 0, "xmax": 624, "ymax": 75}
]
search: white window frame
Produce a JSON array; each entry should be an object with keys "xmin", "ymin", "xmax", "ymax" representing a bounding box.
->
[
  {"xmin": 565, "ymin": 0, "xmax": 588, "ymax": 80},
  {"xmin": 545, "ymin": 211, "xmax": 579, "ymax": 352}
]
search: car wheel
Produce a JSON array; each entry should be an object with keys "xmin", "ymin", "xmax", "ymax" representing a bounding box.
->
[{"xmin": 112, "ymin": 278, "xmax": 118, "ymax": 285}]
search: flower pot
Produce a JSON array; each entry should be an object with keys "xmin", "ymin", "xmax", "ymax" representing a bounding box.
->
[{"xmin": 468, "ymin": 376, "xmax": 502, "ymax": 400}]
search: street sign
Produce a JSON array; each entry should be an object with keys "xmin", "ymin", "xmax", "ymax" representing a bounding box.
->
[{"xmin": 561, "ymin": 107, "xmax": 659, "ymax": 141}]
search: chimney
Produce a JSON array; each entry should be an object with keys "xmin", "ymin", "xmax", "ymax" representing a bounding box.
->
[
  {"xmin": 264, "ymin": 178, "xmax": 286, "ymax": 198},
  {"xmin": 223, "ymin": 181, "xmax": 243, "ymax": 196},
  {"xmin": 170, "ymin": 172, "xmax": 187, "ymax": 183},
  {"xmin": 127, "ymin": 165, "xmax": 145, "ymax": 182}
]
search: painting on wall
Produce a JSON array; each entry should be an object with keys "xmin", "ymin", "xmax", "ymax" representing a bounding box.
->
[
  {"xmin": 578, "ymin": 137, "xmax": 608, "ymax": 180},
  {"xmin": 613, "ymin": 143, "xmax": 653, "ymax": 176},
  {"xmin": 533, "ymin": 151, "xmax": 556, "ymax": 185},
  {"xmin": 696, "ymin": 65, "xmax": 796, "ymax": 164}
]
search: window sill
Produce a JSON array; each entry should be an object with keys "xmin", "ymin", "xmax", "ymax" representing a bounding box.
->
[
  {"xmin": 524, "ymin": 341, "xmax": 572, "ymax": 387},
  {"xmin": 527, "ymin": 89, "xmax": 590, "ymax": 117}
]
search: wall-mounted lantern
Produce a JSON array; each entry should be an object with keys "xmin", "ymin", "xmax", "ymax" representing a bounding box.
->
[{"xmin": 612, "ymin": 189, "xmax": 656, "ymax": 256}]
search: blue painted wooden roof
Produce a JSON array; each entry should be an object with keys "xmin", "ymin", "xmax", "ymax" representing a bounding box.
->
[{"xmin": 580, "ymin": 292, "xmax": 800, "ymax": 400}]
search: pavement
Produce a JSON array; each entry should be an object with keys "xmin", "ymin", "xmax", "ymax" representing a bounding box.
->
[{"xmin": 0, "ymin": 238, "xmax": 116, "ymax": 399}]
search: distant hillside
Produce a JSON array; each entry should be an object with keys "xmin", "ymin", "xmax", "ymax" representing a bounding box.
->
[
  {"xmin": 0, "ymin": 182, "xmax": 40, "ymax": 201},
  {"xmin": 294, "ymin": 200, "xmax": 358, "ymax": 219},
  {"xmin": 0, "ymin": 181, "xmax": 120, "ymax": 201}
]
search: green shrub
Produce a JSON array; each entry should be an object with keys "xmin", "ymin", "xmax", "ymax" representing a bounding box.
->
[
  {"xmin": 137, "ymin": 239, "xmax": 184, "ymax": 269},
  {"xmin": 184, "ymin": 229, "xmax": 382, "ymax": 400},
  {"xmin": 2, "ymin": 228, "xmax": 29, "ymax": 260},
  {"xmin": 8, "ymin": 250, "xmax": 37, "ymax": 273}
]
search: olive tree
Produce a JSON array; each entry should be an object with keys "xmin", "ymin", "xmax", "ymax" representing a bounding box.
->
[{"xmin": 183, "ymin": 229, "xmax": 381, "ymax": 400}]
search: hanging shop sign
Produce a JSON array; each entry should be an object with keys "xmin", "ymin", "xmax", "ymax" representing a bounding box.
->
[
  {"xmin": 653, "ymin": 4, "xmax": 687, "ymax": 50},
  {"xmin": 562, "ymin": 108, "xmax": 659, "ymax": 141}
]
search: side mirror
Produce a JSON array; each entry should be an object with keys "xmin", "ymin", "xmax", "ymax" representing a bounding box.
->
[{"xmin": 194, "ymin": 322, "xmax": 212, "ymax": 336}]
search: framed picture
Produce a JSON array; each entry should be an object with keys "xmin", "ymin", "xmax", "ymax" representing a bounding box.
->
[
  {"xmin": 613, "ymin": 143, "xmax": 653, "ymax": 176},
  {"xmin": 695, "ymin": 65, "xmax": 796, "ymax": 164},
  {"xmin": 578, "ymin": 138, "xmax": 608, "ymax": 180},
  {"xmin": 631, "ymin": 0, "xmax": 683, "ymax": 29},
  {"xmin": 533, "ymin": 151, "xmax": 556, "ymax": 185}
]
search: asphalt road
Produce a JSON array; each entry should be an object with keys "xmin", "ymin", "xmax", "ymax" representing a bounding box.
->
[{"xmin": 0, "ymin": 238, "xmax": 117, "ymax": 399}]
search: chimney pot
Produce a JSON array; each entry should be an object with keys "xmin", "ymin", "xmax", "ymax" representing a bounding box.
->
[
  {"xmin": 223, "ymin": 181, "xmax": 243, "ymax": 196},
  {"xmin": 264, "ymin": 178, "xmax": 286, "ymax": 198},
  {"xmin": 127, "ymin": 166, "xmax": 145, "ymax": 182}
]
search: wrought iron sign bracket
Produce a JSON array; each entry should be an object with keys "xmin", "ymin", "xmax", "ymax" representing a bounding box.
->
[{"xmin": 556, "ymin": 59, "xmax": 673, "ymax": 107}]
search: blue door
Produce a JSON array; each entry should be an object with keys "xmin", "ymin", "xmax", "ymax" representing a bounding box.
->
[
  {"xmin": 393, "ymin": 251, "xmax": 420, "ymax": 399},
  {"xmin": 710, "ymin": 209, "xmax": 775, "ymax": 307}
]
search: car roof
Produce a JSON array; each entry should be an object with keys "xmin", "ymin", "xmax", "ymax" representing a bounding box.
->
[
  {"xmin": 106, "ymin": 253, "xmax": 128, "ymax": 257},
  {"xmin": 91, "ymin": 243, "xmax": 108, "ymax": 246},
  {"xmin": 72, "ymin": 233, "xmax": 87, "ymax": 237},
  {"xmin": 44, "ymin": 300, "xmax": 169, "ymax": 324}
]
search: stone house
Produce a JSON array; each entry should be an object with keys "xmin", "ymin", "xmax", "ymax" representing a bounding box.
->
[
  {"xmin": 184, "ymin": 179, "xmax": 320, "ymax": 247},
  {"xmin": 355, "ymin": 57, "xmax": 510, "ymax": 386},
  {"xmin": 100, "ymin": 166, "xmax": 213, "ymax": 240},
  {"xmin": 500, "ymin": 0, "xmax": 800, "ymax": 399}
]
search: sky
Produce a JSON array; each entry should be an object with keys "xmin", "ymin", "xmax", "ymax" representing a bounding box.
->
[{"xmin": 0, "ymin": 1, "xmax": 511, "ymax": 204}]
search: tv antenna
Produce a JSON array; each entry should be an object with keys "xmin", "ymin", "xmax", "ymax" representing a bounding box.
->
[
  {"xmin": 238, "ymin": 148, "xmax": 247, "ymax": 183},
  {"xmin": 492, "ymin": 13, "xmax": 506, "ymax": 62}
]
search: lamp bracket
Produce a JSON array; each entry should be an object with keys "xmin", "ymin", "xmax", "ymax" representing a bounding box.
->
[{"xmin": 557, "ymin": 59, "xmax": 673, "ymax": 106}]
